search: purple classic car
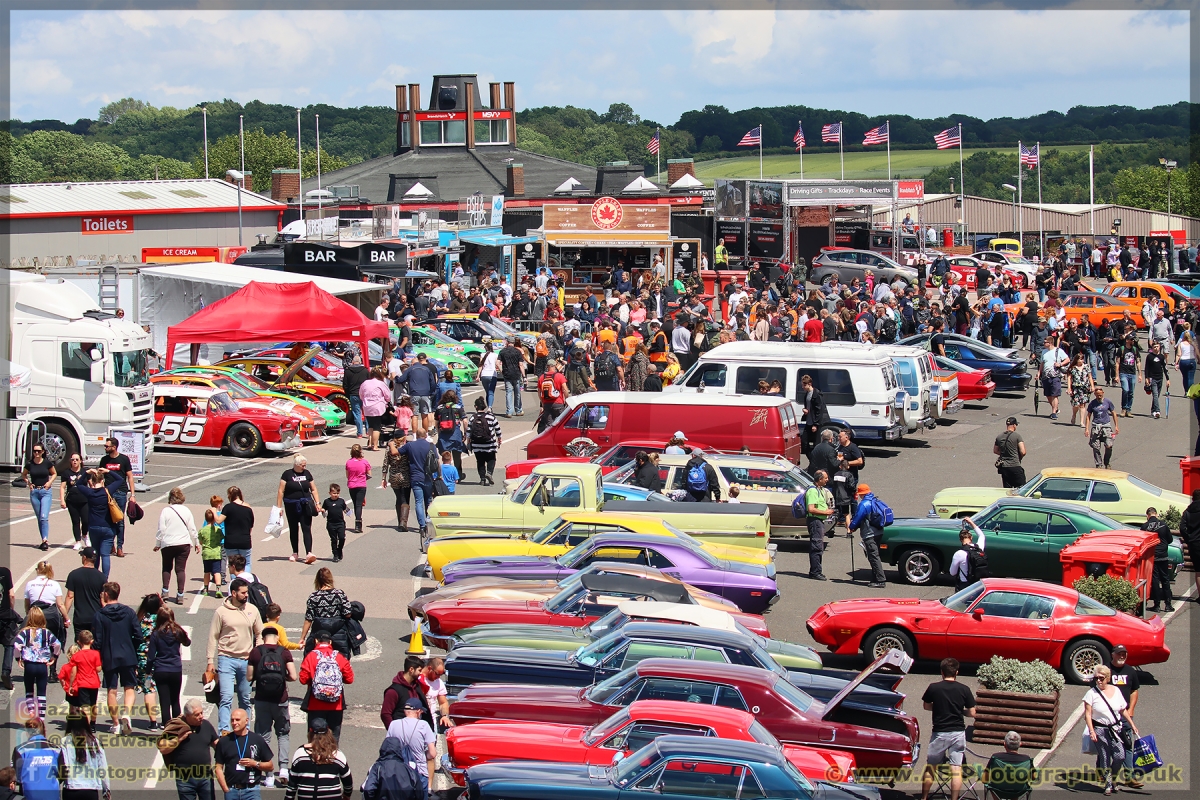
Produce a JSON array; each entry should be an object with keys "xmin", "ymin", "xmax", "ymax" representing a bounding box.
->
[{"xmin": 440, "ymin": 533, "xmax": 780, "ymax": 614}]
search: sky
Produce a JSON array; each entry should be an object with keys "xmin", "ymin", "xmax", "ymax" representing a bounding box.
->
[{"xmin": 9, "ymin": 9, "xmax": 1190, "ymax": 124}]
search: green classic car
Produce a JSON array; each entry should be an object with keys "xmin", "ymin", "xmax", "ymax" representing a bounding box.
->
[
  {"xmin": 929, "ymin": 468, "xmax": 1190, "ymax": 527},
  {"xmin": 411, "ymin": 324, "xmax": 487, "ymax": 366},
  {"xmin": 159, "ymin": 366, "xmax": 347, "ymax": 429},
  {"xmin": 880, "ymin": 496, "xmax": 1182, "ymax": 585},
  {"xmin": 450, "ymin": 601, "xmax": 823, "ymax": 670}
]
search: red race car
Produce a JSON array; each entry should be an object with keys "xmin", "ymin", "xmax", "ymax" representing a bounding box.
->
[
  {"xmin": 448, "ymin": 653, "xmax": 920, "ymax": 770},
  {"xmin": 422, "ymin": 572, "xmax": 770, "ymax": 641},
  {"xmin": 504, "ymin": 440, "xmax": 715, "ymax": 481},
  {"xmin": 932, "ymin": 356, "xmax": 995, "ymax": 401},
  {"xmin": 444, "ymin": 700, "xmax": 857, "ymax": 786},
  {"xmin": 152, "ymin": 385, "xmax": 301, "ymax": 458},
  {"xmin": 806, "ymin": 577, "xmax": 1170, "ymax": 684}
]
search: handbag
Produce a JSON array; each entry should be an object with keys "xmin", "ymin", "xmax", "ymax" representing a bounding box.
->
[
  {"xmin": 1097, "ymin": 687, "xmax": 1134, "ymax": 749},
  {"xmin": 1132, "ymin": 735, "xmax": 1163, "ymax": 771},
  {"xmin": 202, "ymin": 668, "xmax": 220, "ymax": 705},
  {"xmin": 106, "ymin": 490, "xmax": 124, "ymax": 524}
]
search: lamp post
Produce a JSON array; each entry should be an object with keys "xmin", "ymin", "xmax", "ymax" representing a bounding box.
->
[
  {"xmin": 1159, "ymin": 158, "xmax": 1177, "ymax": 237},
  {"xmin": 227, "ymin": 169, "xmax": 244, "ymax": 246},
  {"xmin": 1002, "ymin": 183, "xmax": 1017, "ymax": 238}
]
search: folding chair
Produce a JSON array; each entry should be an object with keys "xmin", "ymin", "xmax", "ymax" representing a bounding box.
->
[
  {"xmin": 928, "ymin": 746, "xmax": 987, "ymax": 800},
  {"xmin": 982, "ymin": 754, "xmax": 1035, "ymax": 800}
]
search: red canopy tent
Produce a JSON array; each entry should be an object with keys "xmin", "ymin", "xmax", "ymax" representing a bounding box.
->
[{"xmin": 164, "ymin": 281, "xmax": 388, "ymax": 368}]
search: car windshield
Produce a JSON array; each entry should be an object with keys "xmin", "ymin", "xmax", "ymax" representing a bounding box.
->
[
  {"xmin": 418, "ymin": 327, "xmax": 462, "ymax": 345},
  {"xmin": 1015, "ymin": 472, "xmax": 1044, "ymax": 496},
  {"xmin": 1007, "ymin": 256, "xmax": 1034, "ymax": 265},
  {"xmin": 1125, "ymin": 475, "xmax": 1163, "ymax": 497},
  {"xmin": 545, "ymin": 585, "xmax": 586, "ymax": 614},
  {"xmin": 748, "ymin": 720, "xmax": 782, "ymax": 749},
  {"xmin": 575, "ymin": 630, "xmax": 625, "ymax": 667},
  {"xmin": 780, "ymin": 758, "xmax": 816, "ymax": 793},
  {"xmin": 582, "ymin": 708, "xmax": 631, "ymax": 746},
  {"xmin": 769, "ymin": 676, "xmax": 814, "ymax": 713},
  {"xmin": 113, "ymin": 350, "xmax": 149, "ymax": 387},
  {"xmin": 210, "ymin": 377, "xmax": 257, "ymax": 400},
  {"xmin": 227, "ymin": 371, "xmax": 273, "ymax": 391},
  {"xmin": 942, "ymin": 582, "xmax": 986, "ymax": 613},
  {"xmin": 586, "ymin": 609, "xmax": 629, "ymax": 637},
  {"xmin": 209, "ymin": 392, "xmax": 238, "ymax": 413},
  {"xmin": 510, "ymin": 474, "xmax": 539, "ymax": 504},
  {"xmin": 529, "ymin": 518, "xmax": 571, "ymax": 545},
  {"xmin": 586, "ymin": 666, "xmax": 638, "ymax": 704},
  {"xmin": 485, "ymin": 317, "xmax": 522, "ymax": 337},
  {"xmin": 613, "ymin": 741, "xmax": 659, "ymax": 786}
]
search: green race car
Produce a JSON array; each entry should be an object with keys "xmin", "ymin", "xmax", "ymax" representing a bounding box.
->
[
  {"xmin": 162, "ymin": 366, "xmax": 347, "ymax": 429},
  {"xmin": 411, "ymin": 324, "xmax": 487, "ymax": 366},
  {"xmin": 391, "ymin": 324, "xmax": 480, "ymax": 383},
  {"xmin": 880, "ymin": 496, "xmax": 1182, "ymax": 585}
]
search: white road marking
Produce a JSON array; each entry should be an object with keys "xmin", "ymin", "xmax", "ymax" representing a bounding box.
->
[
  {"xmin": 187, "ymin": 592, "xmax": 204, "ymax": 616},
  {"xmin": 503, "ymin": 429, "xmax": 536, "ymax": 444},
  {"xmin": 181, "ymin": 626, "xmax": 193, "ymax": 661}
]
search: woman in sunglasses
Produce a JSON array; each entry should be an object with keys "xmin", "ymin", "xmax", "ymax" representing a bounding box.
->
[{"xmin": 21, "ymin": 444, "xmax": 56, "ymax": 551}]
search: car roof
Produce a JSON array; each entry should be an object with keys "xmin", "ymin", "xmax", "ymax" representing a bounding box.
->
[
  {"xmin": 979, "ymin": 577, "xmax": 1079, "ymax": 600},
  {"xmin": 152, "ymin": 384, "xmax": 218, "ymax": 398},
  {"xmin": 634, "ymin": 657, "xmax": 775, "ymax": 687},
  {"xmin": 580, "ymin": 573, "xmax": 689, "ymax": 603},
  {"xmin": 991, "ymin": 495, "xmax": 1103, "ymax": 514},
  {"xmin": 626, "ymin": 700, "xmax": 751, "ymax": 727},
  {"xmin": 555, "ymin": 511, "xmax": 670, "ymax": 529},
  {"xmin": 619, "ymin": 621, "xmax": 754, "ymax": 648},
  {"xmin": 1038, "ymin": 467, "xmax": 1132, "ymax": 480},
  {"xmin": 616, "ymin": 601, "xmax": 737, "ymax": 631},
  {"xmin": 564, "ymin": 392, "xmax": 793, "ymax": 410},
  {"xmin": 703, "ymin": 341, "xmax": 895, "ymax": 364},
  {"xmin": 647, "ymin": 735, "xmax": 785, "ymax": 766}
]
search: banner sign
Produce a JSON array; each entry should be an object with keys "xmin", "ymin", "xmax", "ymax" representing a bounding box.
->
[
  {"xmin": 748, "ymin": 222, "xmax": 785, "ymax": 260},
  {"xmin": 542, "ymin": 198, "xmax": 670, "ymax": 235},
  {"xmin": 490, "ymin": 194, "xmax": 504, "ymax": 226},
  {"xmin": 748, "ymin": 181, "xmax": 784, "ymax": 219},
  {"xmin": 82, "ymin": 215, "xmax": 134, "ymax": 235},
  {"xmin": 109, "ymin": 428, "xmax": 146, "ymax": 478},
  {"xmin": 715, "ymin": 220, "xmax": 746, "ymax": 258},
  {"xmin": 673, "ymin": 240, "xmax": 698, "ymax": 274},
  {"xmin": 459, "ymin": 194, "xmax": 491, "ymax": 228},
  {"xmin": 415, "ymin": 209, "xmax": 439, "ymax": 243},
  {"xmin": 897, "ymin": 180, "xmax": 925, "ymax": 200},
  {"xmin": 786, "ymin": 181, "xmax": 896, "ymax": 203},
  {"xmin": 714, "ymin": 180, "xmax": 746, "ymax": 217},
  {"xmin": 355, "ymin": 242, "xmax": 407, "ymax": 269},
  {"xmin": 514, "ymin": 241, "xmax": 540, "ymax": 274},
  {"xmin": 305, "ymin": 216, "xmax": 338, "ymax": 239}
]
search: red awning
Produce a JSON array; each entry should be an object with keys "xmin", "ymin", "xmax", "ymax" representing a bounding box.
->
[{"xmin": 164, "ymin": 281, "xmax": 387, "ymax": 368}]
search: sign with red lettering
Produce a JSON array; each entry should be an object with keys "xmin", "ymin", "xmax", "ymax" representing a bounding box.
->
[
  {"xmin": 897, "ymin": 180, "xmax": 925, "ymax": 200},
  {"xmin": 82, "ymin": 215, "xmax": 134, "ymax": 235}
]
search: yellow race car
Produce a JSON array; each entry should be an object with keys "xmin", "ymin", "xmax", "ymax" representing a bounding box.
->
[{"xmin": 427, "ymin": 511, "xmax": 772, "ymax": 581}]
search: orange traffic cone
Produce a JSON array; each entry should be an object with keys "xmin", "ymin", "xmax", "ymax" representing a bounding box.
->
[{"xmin": 406, "ymin": 618, "xmax": 428, "ymax": 656}]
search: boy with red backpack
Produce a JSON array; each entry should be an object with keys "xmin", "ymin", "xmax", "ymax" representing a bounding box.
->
[{"xmin": 298, "ymin": 630, "xmax": 353, "ymax": 740}]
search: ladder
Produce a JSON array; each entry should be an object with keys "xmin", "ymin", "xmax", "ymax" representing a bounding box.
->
[{"xmin": 98, "ymin": 265, "xmax": 119, "ymax": 312}]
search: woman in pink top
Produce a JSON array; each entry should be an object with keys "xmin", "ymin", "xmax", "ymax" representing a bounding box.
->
[
  {"xmin": 344, "ymin": 443, "xmax": 371, "ymax": 532},
  {"xmin": 628, "ymin": 300, "xmax": 647, "ymax": 326},
  {"xmin": 358, "ymin": 366, "xmax": 392, "ymax": 451}
]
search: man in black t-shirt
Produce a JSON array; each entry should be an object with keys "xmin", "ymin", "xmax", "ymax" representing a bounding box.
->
[
  {"xmin": 921, "ymin": 658, "xmax": 977, "ymax": 800},
  {"xmin": 214, "ymin": 708, "xmax": 273, "ymax": 794},
  {"xmin": 930, "ymin": 318, "xmax": 947, "ymax": 357},
  {"xmin": 98, "ymin": 437, "xmax": 134, "ymax": 557},
  {"xmin": 65, "ymin": 548, "xmax": 106, "ymax": 633},
  {"xmin": 247, "ymin": 628, "xmax": 297, "ymax": 787},
  {"xmin": 164, "ymin": 698, "xmax": 220, "ymax": 796},
  {"xmin": 836, "ymin": 429, "xmax": 864, "ymax": 483}
]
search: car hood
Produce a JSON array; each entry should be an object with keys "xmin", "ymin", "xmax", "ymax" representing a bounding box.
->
[
  {"xmin": 467, "ymin": 760, "xmax": 606, "ymax": 788},
  {"xmin": 410, "ymin": 581, "xmax": 560, "ymax": 613},
  {"xmin": 447, "ymin": 645, "xmax": 575, "ymax": 669},
  {"xmin": 442, "ymin": 555, "xmax": 565, "ymax": 582},
  {"xmin": 712, "ymin": 558, "xmax": 773, "ymax": 579},
  {"xmin": 930, "ymin": 487, "xmax": 1010, "ymax": 510},
  {"xmin": 883, "ymin": 518, "xmax": 964, "ymax": 536},
  {"xmin": 820, "ymin": 596, "xmax": 948, "ymax": 618},
  {"xmin": 761, "ymin": 639, "xmax": 824, "ymax": 670},
  {"xmin": 812, "ymin": 781, "xmax": 882, "ymax": 800},
  {"xmin": 454, "ymin": 623, "xmax": 589, "ymax": 649}
]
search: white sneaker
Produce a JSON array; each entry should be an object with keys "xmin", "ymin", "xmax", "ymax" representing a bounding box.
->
[
  {"xmin": 120, "ymin": 717, "xmax": 133, "ymax": 736},
  {"xmin": 73, "ymin": 540, "xmax": 83, "ymax": 551},
  {"xmin": 263, "ymin": 775, "xmax": 276, "ymax": 788}
]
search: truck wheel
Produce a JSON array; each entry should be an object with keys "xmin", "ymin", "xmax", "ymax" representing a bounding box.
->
[
  {"xmin": 226, "ymin": 423, "xmax": 263, "ymax": 458},
  {"xmin": 327, "ymin": 392, "xmax": 350, "ymax": 414},
  {"xmin": 862, "ymin": 627, "xmax": 915, "ymax": 663},
  {"xmin": 899, "ymin": 548, "xmax": 940, "ymax": 585},
  {"xmin": 1062, "ymin": 638, "xmax": 1110, "ymax": 685},
  {"xmin": 41, "ymin": 422, "xmax": 79, "ymax": 473}
]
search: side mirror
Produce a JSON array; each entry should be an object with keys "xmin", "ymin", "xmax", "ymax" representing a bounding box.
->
[
  {"xmin": 89, "ymin": 348, "xmax": 103, "ymax": 362},
  {"xmin": 972, "ymin": 608, "xmax": 986, "ymax": 619},
  {"xmin": 89, "ymin": 361, "xmax": 104, "ymax": 383},
  {"xmin": 611, "ymin": 752, "xmax": 625, "ymax": 766},
  {"xmin": 1032, "ymin": 491, "xmax": 1042, "ymax": 499}
]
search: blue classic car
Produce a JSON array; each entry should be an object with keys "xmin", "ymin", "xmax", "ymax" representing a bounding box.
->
[
  {"xmin": 899, "ymin": 333, "xmax": 1031, "ymax": 391},
  {"xmin": 463, "ymin": 735, "xmax": 880, "ymax": 800}
]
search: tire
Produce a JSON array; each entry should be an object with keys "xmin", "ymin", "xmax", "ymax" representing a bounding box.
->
[
  {"xmin": 862, "ymin": 627, "xmax": 916, "ymax": 662},
  {"xmin": 41, "ymin": 422, "xmax": 79, "ymax": 474},
  {"xmin": 225, "ymin": 422, "xmax": 263, "ymax": 458},
  {"xmin": 466, "ymin": 353, "xmax": 482, "ymax": 367},
  {"xmin": 1062, "ymin": 638, "xmax": 1110, "ymax": 685},
  {"xmin": 899, "ymin": 547, "xmax": 940, "ymax": 585},
  {"xmin": 327, "ymin": 392, "xmax": 350, "ymax": 414}
]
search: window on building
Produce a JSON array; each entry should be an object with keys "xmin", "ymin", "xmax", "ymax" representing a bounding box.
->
[{"xmin": 419, "ymin": 119, "xmax": 469, "ymax": 146}]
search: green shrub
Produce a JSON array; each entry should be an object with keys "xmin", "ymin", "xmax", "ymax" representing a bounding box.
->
[
  {"xmin": 1073, "ymin": 574, "xmax": 1139, "ymax": 614},
  {"xmin": 1162, "ymin": 505, "xmax": 1182, "ymax": 531},
  {"xmin": 976, "ymin": 656, "xmax": 1065, "ymax": 695}
]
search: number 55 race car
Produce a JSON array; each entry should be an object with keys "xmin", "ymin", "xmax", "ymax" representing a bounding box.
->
[{"xmin": 152, "ymin": 384, "xmax": 301, "ymax": 457}]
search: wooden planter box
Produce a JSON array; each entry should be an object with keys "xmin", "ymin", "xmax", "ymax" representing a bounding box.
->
[{"xmin": 970, "ymin": 688, "xmax": 1059, "ymax": 750}]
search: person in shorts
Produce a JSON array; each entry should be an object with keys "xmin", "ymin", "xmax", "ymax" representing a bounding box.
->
[
  {"xmin": 921, "ymin": 657, "xmax": 977, "ymax": 800},
  {"xmin": 1040, "ymin": 337, "xmax": 1070, "ymax": 421}
]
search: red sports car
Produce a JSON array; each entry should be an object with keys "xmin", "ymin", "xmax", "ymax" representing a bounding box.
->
[
  {"xmin": 503, "ymin": 440, "xmax": 715, "ymax": 481},
  {"xmin": 444, "ymin": 700, "xmax": 857, "ymax": 786},
  {"xmin": 932, "ymin": 356, "xmax": 995, "ymax": 401},
  {"xmin": 448, "ymin": 654, "xmax": 920, "ymax": 770},
  {"xmin": 152, "ymin": 385, "xmax": 300, "ymax": 458},
  {"xmin": 422, "ymin": 572, "xmax": 770, "ymax": 641},
  {"xmin": 806, "ymin": 578, "xmax": 1170, "ymax": 684}
]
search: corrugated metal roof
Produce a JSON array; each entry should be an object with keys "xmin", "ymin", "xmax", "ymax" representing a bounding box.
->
[{"xmin": 0, "ymin": 179, "xmax": 284, "ymax": 218}]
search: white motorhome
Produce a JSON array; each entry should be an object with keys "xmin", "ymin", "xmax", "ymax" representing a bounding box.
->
[
  {"xmin": 4, "ymin": 273, "xmax": 155, "ymax": 468},
  {"xmin": 666, "ymin": 341, "xmax": 907, "ymax": 442}
]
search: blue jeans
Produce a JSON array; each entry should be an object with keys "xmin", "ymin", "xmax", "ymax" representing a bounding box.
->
[
  {"xmin": 216, "ymin": 655, "xmax": 251, "ymax": 733},
  {"xmin": 411, "ymin": 482, "xmax": 432, "ymax": 530},
  {"xmin": 29, "ymin": 488, "xmax": 51, "ymax": 542},
  {"xmin": 1148, "ymin": 377, "xmax": 1163, "ymax": 414},
  {"xmin": 175, "ymin": 776, "xmax": 215, "ymax": 800},
  {"xmin": 482, "ymin": 375, "xmax": 498, "ymax": 409},
  {"xmin": 225, "ymin": 548, "xmax": 252, "ymax": 572},
  {"xmin": 89, "ymin": 525, "xmax": 114, "ymax": 577},
  {"xmin": 1179, "ymin": 359, "xmax": 1195, "ymax": 391},
  {"xmin": 1119, "ymin": 373, "xmax": 1136, "ymax": 411},
  {"xmin": 504, "ymin": 379, "xmax": 522, "ymax": 415},
  {"xmin": 111, "ymin": 489, "xmax": 128, "ymax": 549},
  {"xmin": 349, "ymin": 394, "xmax": 365, "ymax": 436},
  {"xmin": 223, "ymin": 788, "xmax": 260, "ymax": 800}
]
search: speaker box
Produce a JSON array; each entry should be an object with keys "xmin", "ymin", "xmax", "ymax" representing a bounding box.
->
[{"xmin": 437, "ymin": 85, "xmax": 458, "ymax": 110}]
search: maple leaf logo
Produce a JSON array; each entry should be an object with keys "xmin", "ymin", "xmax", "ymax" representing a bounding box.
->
[{"xmin": 598, "ymin": 206, "xmax": 616, "ymax": 221}]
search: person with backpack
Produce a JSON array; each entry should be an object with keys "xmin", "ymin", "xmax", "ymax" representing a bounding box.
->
[
  {"xmin": 94, "ymin": 581, "xmax": 143, "ymax": 738},
  {"xmin": 536, "ymin": 360, "xmax": 569, "ymax": 434},
  {"xmin": 384, "ymin": 698, "xmax": 437, "ymax": 799},
  {"xmin": 829, "ymin": 457, "xmax": 857, "ymax": 535},
  {"xmin": 206, "ymin": 578, "xmax": 264, "ymax": 735},
  {"xmin": 298, "ymin": 630, "xmax": 354, "ymax": 740},
  {"xmin": 798, "ymin": 470, "xmax": 834, "ymax": 582},
  {"xmin": 848, "ymin": 484, "xmax": 891, "ymax": 588},
  {"xmin": 361, "ymin": 736, "xmax": 422, "ymax": 800},
  {"xmin": 12, "ymin": 717, "xmax": 64, "ymax": 800},
  {"xmin": 950, "ymin": 519, "xmax": 989, "ymax": 591},
  {"xmin": 564, "ymin": 347, "xmax": 595, "ymax": 396},
  {"xmin": 248, "ymin": 626, "xmax": 297, "ymax": 789},
  {"xmin": 380, "ymin": 656, "xmax": 431, "ymax": 729},
  {"xmin": 466, "ymin": 397, "xmax": 503, "ymax": 486},
  {"xmin": 284, "ymin": 717, "xmax": 353, "ymax": 800},
  {"xmin": 682, "ymin": 449, "xmax": 720, "ymax": 502},
  {"xmin": 593, "ymin": 341, "xmax": 623, "ymax": 392},
  {"xmin": 14, "ymin": 607, "xmax": 60, "ymax": 721},
  {"xmin": 433, "ymin": 389, "xmax": 466, "ymax": 478}
]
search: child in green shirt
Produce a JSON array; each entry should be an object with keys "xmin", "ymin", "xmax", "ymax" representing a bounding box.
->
[{"xmin": 197, "ymin": 508, "xmax": 225, "ymax": 597}]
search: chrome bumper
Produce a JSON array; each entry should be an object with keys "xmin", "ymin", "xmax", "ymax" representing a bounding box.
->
[{"xmin": 264, "ymin": 431, "xmax": 301, "ymax": 452}]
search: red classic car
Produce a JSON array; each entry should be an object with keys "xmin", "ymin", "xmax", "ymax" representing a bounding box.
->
[
  {"xmin": 806, "ymin": 578, "xmax": 1170, "ymax": 684},
  {"xmin": 932, "ymin": 356, "xmax": 995, "ymax": 402},
  {"xmin": 152, "ymin": 385, "xmax": 300, "ymax": 458},
  {"xmin": 444, "ymin": 700, "xmax": 857, "ymax": 786},
  {"xmin": 449, "ymin": 654, "xmax": 919, "ymax": 770},
  {"xmin": 422, "ymin": 572, "xmax": 770, "ymax": 641},
  {"xmin": 503, "ymin": 440, "xmax": 715, "ymax": 481}
]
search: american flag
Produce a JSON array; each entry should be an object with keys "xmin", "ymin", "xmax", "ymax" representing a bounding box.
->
[
  {"xmin": 738, "ymin": 126, "xmax": 762, "ymax": 147},
  {"xmin": 1020, "ymin": 142, "xmax": 1039, "ymax": 168},
  {"xmin": 821, "ymin": 122, "xmax": 841, "ymax": 143},
  {"xmin": 646, "ymin": 130, "xmax": 660, "ymax": 155},
  {"xmin": 933, "ymin": 125, "xmax": 960, "ymax": 150},
  {"xmin": 862, "ymin": 122, "xmax": 889, "ymax": 146},
  {"xmin": 793, "ymin": 122, "xmax": 805, "ymax": 151}
]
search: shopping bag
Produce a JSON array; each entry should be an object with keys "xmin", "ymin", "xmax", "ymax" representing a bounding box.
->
[
  {"xmin": 203, "ymin": 668, "xmax": 220, "ymax": 705},
  {"xmin": 263, "ymin": 506, "xmax": 284, "ymax": 538},
  {"xmin": 1132, "ymin": 735, "xmax": 1163, "ymax": 771},
  {"xmin": 1081, "ymin": 728, "xmax": 1097, "ymax": 755}
]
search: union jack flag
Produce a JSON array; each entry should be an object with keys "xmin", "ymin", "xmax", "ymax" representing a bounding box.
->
[
  {"xmin": 862, "ymin": 122, "xmax": 889, "ymax": 146},
  {"xmin": 794, "ymin": 122, "xmax": 805, "ymax": 151},
  {"xmin": 933, "ymin": 126, "xmax": 960, "ymax": 150},
  {"xmin": 1020, "ymin": 142, "xmax": 1039, "ymax": 168},
  {"xmin": 821, "ymin": 122, "xmax": 841, "ymax": 143},
  {"xmin": 646, "ymin": 130, "xmax": 660, "ymax": 155},
  {"xmin": 738, "ymin": 126, "xmax": 762, "ymax": 147}
]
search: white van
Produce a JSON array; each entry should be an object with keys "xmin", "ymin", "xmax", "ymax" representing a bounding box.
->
[
  {"xmin": 666, "ymin": 341, "xmax": 907, "ymax": 442},
  {"xmin": 874, "ymin": 345, "xmax": 961, "ymax": 429}
]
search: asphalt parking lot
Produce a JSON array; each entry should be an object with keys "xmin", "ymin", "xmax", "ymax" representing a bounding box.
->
[{"xmin": 1, "ymin": 375, "xmax": 1194, "ymax": 796}]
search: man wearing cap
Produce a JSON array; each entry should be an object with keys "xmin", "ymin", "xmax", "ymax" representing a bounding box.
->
[
  {"xmin": 1107, "ymin": 644, "xmax": 1145, "ymax": 789},
  {"xmin": 848, "ymin": 484, "xmax": 888, "ymax": 588},
  {"xmin": 65, "ymin": 546, "xmax": 106, "ymax": 635},
  {"xmin": 800, "ymin": 470, "xmax": 834, "ymax": 581},
  {"xmin": 386, "ymin": 697, "xmax": 437, "ymax": 797},
  {"xmin": 665, "ymin": 432, "xmax": 688, "ymax": 455},
  {"xmin": 993, "ymin": 417, "xmax": 1027, "ymax": 488}
]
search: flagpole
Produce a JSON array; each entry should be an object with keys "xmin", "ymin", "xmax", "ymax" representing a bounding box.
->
[
  {"xmin": 800, "ymin": 139, "xmax": 804, "ymax": 180},
  {"xmin": 1037, "ymin": 141, "xmax": 1044, "ymax": 260},
  {"xmin": 839, "ymin": 122, "xmax": 844, "ymax": 180},
  {"xmin": 201, "ymin": 107, "xmax": 209, "ymax": 179},
  {"xmin": 1017, "ymin": 140, "xmax": 1024, "ymax": 253},
  {"xmin": 758, "ymin": 122, "xmax": 763, "ymax": 180},
  {"xmin": 296, "ymin": 108, "xmax": 303, "ymax": 229},
  {"xmin": 656, "ymin": 127, "xmax": 661, "ymax": 184},
  {"xmin": 886, "ymin": 120, "xmax": 891, "ymax": 181},
  {"xmin": 957, "ymin": 123, "xmax": 965, "ymax": 244},
  {"xmin": 239, "ymin": 114, "xmax": 245, "ymax": 176},
  {"xmin": 1089, "ymin": 145, "xmax": 1095, "ymax": 238}
]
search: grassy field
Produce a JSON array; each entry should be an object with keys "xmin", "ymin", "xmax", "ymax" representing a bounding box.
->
[{"xmin": 659, "ymin": 144, "xmax": 1095, "ymax": 183}]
